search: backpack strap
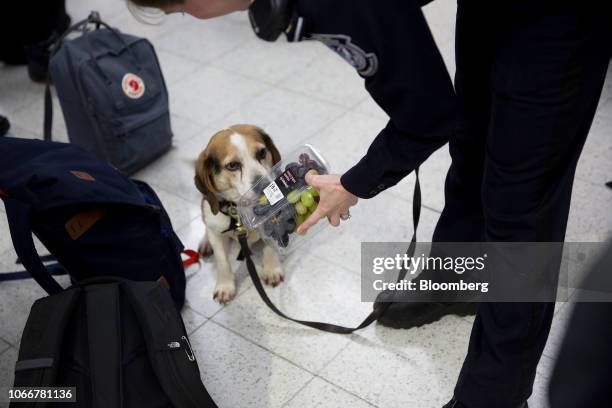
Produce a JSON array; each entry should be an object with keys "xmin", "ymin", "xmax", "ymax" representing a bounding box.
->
[
  {"xmin": 3, "ymin": 199, "xmax": 64, "ymax": 294},
  {"xmin": 43, "ymin": 78, "xmax": 53, "ymax": 142},
  {"xmin": 238, "ymin": 168, "xmax": 421, "ymax": 334},
  {"xmin": 43, "ymin": 11, "xmax": 104, "ymax": 142},
  {"xmin": 13, "ymin": 288, "xmax": 80, "ymax": 388},
  {"xmin": 0, "ymin": 263, "xmax": 68, "ymax": 282},
  {"xmin": 85, "ymin": 283, "xmax": 123, "ymax": 408},
  {"xmin": 122, "ymin": 281, "xmax": 218, "ymax": 408}
]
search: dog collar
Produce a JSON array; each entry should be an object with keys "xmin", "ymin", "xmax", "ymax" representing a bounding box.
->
[
  {"xmin": 218, "ymin": 200, "xmax": 248, "ymax": 260},
  {"xmin": 218, "ymin": 200, "xmax": 247, "ymax": 237}
]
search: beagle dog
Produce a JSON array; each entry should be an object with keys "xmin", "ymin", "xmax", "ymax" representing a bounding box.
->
[{"xmin": 195, "ymin": 124, "xmax": 284, "ymax": 303}]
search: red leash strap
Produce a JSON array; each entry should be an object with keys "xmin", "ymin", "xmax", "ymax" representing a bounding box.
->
[{"xmin": 181, "ymin": 249, "xmax": 200, "ymax": 268}]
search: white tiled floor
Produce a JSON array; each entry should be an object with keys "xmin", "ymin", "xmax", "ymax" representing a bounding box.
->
[{"xmin": 1, "ymin": 0, "xmax": 612, "ymax": 407}]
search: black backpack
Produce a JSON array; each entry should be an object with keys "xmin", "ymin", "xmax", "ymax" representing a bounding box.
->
[
  {"xmin": 12, "ymin": 276, "xmax": 217, "ymax": 408},
  {"xmin": 0, "ymin": 137, "xmax": 186, "ymax": 308}
]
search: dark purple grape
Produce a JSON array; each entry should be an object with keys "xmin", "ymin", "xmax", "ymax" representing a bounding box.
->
[
  {"xmin": 261, "ymin": 203, "xmax": 297, "ymax": 248},
  {"xmin": 285, "ymin": 162, "xmax": 300, "ymax": 172},
  {"xmin": 298, "ymin": 153, "xmax": 310, "ymax": 165},
  {"xmin": 253, "ymin": 203, "xmax": 271, "ymax": 216},
  {"xmin": 295, "ymin": 166, "xmax": 309, "ymax": 179},
  {"xmin": 305, "ymin": 161, "xmax": 324, "ymax": 173}
]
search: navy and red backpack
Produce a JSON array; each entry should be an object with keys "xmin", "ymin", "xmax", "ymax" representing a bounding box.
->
[{"xmin": 0, "ymin": 137, "xmax": 186, "ymax": 307}]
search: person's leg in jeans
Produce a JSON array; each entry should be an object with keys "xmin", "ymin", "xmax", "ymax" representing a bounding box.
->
[{"xmin": 453, "ymin": 4, "xmax": 612, "ymax": 407}]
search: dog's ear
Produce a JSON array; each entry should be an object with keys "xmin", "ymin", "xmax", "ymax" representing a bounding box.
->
[
  {"xmin": 195, "ymin": 154, "xmax": 221, "ymax": 215},
  {"xmin": 258, "ymin": 128, "xmax": 281, "ymax": 165}
]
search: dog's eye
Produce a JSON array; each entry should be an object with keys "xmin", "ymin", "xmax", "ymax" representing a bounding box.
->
[
  {"xmin": 255, "ymin": 148, "xmax": 267, "ymax": 161},
  {"xmin": 225, "ymin": 161, "xmax": 241, "ymax": 171}
]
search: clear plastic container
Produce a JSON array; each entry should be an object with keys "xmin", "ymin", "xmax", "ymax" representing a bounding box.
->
[{"xmin": 237, "ymin": 144, "xmax": 330, "ymax": 255}]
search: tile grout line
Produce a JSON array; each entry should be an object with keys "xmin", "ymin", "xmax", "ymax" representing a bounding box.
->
[
  {"xmin": 386, "ymin": 188, "xmax": 444, "ymax": 215},
  {"xmin": 192, "ymin": 296, "xmax": 381, "ymax": 407},
  {"xmin": 279, "ymin": 375, "xmax": 317, "ymax": 407},
  {"xmin": 187, "ymin": 318, "xmax": 212, "ymax": 337},
  {"xmin": 204, "ymin": 319, "xmax": 321, "ymax": 375},
  {"xmin": 211, "ymin": 85, "xmax": 351, "ymax": 138},
  {"xmin": 292, "ymin": 107, "xmax": 353, "ymax": 149},
  {"xmin": 209, "ymin": 40, "xmax": 323, "ymax": 89},
  {"xmin": 0, "ymin": 338, "xmax": 11, "ymax": 355},
  {"xmin": 157, "ymin": 31, "xmax": 254, "ymax": 75},
  {"xmin": 206, "ymin": 309, "xmax": 368, "ymax": 391},
  {"xmin": 312, "ymin": 376, "xmax": 380, "ymax": 408},
  {"xmin": 284, "ymin": 332, "xmax": 380, "ymax": 408}
]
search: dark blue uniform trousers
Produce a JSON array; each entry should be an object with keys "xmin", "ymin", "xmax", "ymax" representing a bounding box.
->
[{"xmin": 432, "ymin": 2, "xmax": 612, "ymax": 407}]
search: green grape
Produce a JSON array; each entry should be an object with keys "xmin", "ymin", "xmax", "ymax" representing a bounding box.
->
[
  {"xmin": 307, "ymin": 203, "xmax": 317, "ymax": 215},
  {"xmin": 258, "ymin": 195, "xmax": 269, "ymax": 205},
  {"xmin": 300, "ymin": 191, "xmax": 315, "ymax": 208},
  {"xmin": 295, "ymin": 202, "xmax": 307, "ymax": 215},
  {"xmin": 287, "ymin": 190, "xmax": 301, "ymax": 204},
  {"xmin": 308, "ymin": 186, "xmax": 319, "ymax": 198},
  {"xmin": 296, "ymin": 214, "xmax": 306, "ymax": 228}
]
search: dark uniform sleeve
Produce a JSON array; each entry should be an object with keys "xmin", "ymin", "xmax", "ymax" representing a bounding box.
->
[{"xmin": 292, "ymin": 0, "xmax": 457, "ymax": 198}]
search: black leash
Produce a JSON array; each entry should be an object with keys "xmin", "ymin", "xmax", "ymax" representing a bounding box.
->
[{"xmin": 238, "ymin": 168, "xmax": 421, "ymax": 334}]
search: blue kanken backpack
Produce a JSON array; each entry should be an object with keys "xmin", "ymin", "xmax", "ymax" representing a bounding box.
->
[
  {"xmin": 0, "ymin": 137, "xmax": 186, "ymax": 308},
  {"xmin": 44, "ymin": 11, "xmax": 172, "ymax": 174}
]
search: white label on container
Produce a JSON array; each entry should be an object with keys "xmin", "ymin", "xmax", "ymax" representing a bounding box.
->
[{"xmin": 263, "ymin": 181, "xmax": 284, "ymax": 205}]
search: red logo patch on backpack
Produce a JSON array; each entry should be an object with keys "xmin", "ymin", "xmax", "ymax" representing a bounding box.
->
[{"xmin": 122, "ymin": 73, "xmax": 145, "ymax": 99}]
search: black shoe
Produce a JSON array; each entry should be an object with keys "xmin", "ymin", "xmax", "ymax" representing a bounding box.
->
[
  {"xmin": 374, "ymin": 267, "xmax": 480, "ymax": 329},
  {"xmin": 24, "ymin": 31, "xmax": 59, "ymax": 83},
  {"xmin": 442, "ymin": 398, "xmax": 528, "ymax": 408},
  {"xmin": 24, "ymin": 13, "xmax": 71, "ymax": 83},
  {"xmin": 376, "ymin": 299, "xmax": 479, "ymax": 329},
  {"xmin": 0, "ymin": 46, "xmax": 27, "ymax": 65},
  {"xmin": 0, "ymin": 115, "xmax": 10, "ymax": 137}
]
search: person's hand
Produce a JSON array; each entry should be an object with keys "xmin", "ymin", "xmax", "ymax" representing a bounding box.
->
[{"xmin": 296, "ymin": 172, "xmax": 358, "ymax": 235}]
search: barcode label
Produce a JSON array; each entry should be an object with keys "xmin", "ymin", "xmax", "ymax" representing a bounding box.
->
[{"xmin": 263, "ymin": 181, "xmax": 284, "ymax": 205}]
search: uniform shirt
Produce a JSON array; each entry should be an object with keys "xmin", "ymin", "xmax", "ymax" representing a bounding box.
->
[{"xmin": 291, "ymin": 0, "xmax": 457, "ymax": 198}]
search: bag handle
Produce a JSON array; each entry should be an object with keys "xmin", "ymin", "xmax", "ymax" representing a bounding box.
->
[
  {"xmin": 3, "ymin": 199, "xmax": 64, "ymax": 294},
  {"xmin": 44, "ymin": 12, "xmax": 98, "ymax": 142},
  {"xmin": 239, "ymin": 168, "xmax": 421, "ymax": 334}
]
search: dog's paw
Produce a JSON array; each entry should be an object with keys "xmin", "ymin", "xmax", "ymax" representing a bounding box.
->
[
  {"xmin": 259, "ymin": 265, "xmax": 284, "ymax": 287},
  {"xmin": 213, "ymin": 281, "xmax": 236, "ymax": 304},
  {"xmin": 198, "ymin": 239, "xmax": 214, "ymax": 258}
]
